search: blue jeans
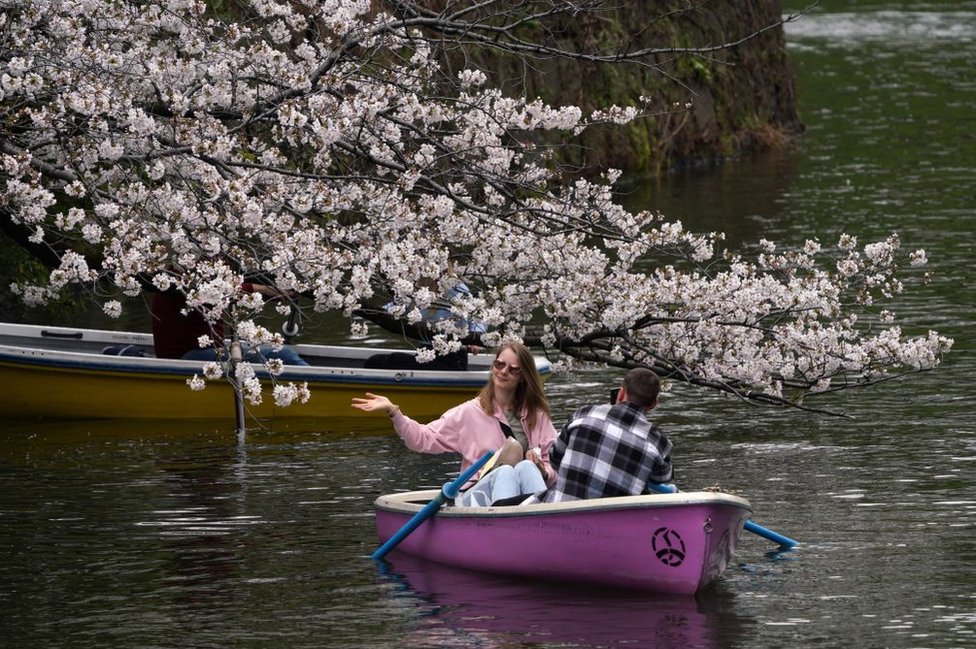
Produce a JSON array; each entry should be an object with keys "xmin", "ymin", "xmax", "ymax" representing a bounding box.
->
[
  {"xmin": 181, "ymin": 344, "xmax": 309, "ymax": 366},
  {"xmin": 457, "ymin": 460, "xmax": 547, "ymax": 507}
]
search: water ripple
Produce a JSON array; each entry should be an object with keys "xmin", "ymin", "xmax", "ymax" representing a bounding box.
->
[{"xmin": 786, "ymin": 9, "xmax": 976, "ymax": 44}]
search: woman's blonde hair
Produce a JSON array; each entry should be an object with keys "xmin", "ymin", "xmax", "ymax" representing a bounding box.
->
[{"xmin": 478, "ymin": 342, "xmax": 550, "ymax": 431}]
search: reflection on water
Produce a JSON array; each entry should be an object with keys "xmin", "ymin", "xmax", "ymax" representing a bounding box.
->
[
  {"xmin": 618, "ymin": 149, "xmax": 803, "ymax": 249},
  {"xmin": 378, "ymin": 553, "xmax": 751, "ymax": 649},
  {"xmin": 142, "ymin": 446, "xmax": 252, "ymax": 613},
  {"xmin": 784, "ymin": 5, "xmax": 976, "ymax": 45}
]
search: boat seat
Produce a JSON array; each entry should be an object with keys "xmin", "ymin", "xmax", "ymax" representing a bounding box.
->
[
  {"xmin": 101, "ymin": 344, "xmax": 149, "ymax": 357},
  {"xmin": 364, "ymin": 350, "xmax": 468, "ymax": 371},
  {"xmin": 363, "ymin": 352, "xmax": 415, "ymax": 369},
  {"xmin": 490, "ymin": 494, "xmax": 537, "ymax": 507}
]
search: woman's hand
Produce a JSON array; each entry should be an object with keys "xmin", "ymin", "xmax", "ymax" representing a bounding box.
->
[
  {"xmin": 525, "ymin": 446, "xmax": 546, "ymax": 478},
  {"xmin": 351, "ymin": 392, "xmax": 397, "ymax": 416}
]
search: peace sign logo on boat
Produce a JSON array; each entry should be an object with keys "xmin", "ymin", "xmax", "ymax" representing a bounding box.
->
[{"xmin": 651, "ymin": 526, "xmax": 686, "ymax": 567}]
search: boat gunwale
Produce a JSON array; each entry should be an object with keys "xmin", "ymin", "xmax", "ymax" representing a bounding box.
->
[
  {"xmin": 0, "ymin": 321, "xmax": 497, "ymax": 364},
  {"xmin": 0, "ymin": 345, "xmax": 491, "ymax": 385},
  {"xmin": 374, "ymin": 489, "xmax": 753, "ymax": 519},
  {"xmin": 0, "ymin": 322, "xmax": 550, "ymax": 386}
]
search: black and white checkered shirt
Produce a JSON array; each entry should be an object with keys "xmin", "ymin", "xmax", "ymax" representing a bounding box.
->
[{"xmin": 543, "ymin": 402, "xmax": 673, "ymax": 503}]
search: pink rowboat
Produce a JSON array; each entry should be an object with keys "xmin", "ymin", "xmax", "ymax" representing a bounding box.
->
[{"xmin": 373, "ymin": 489, "xmax": 753, "ymax": 595}]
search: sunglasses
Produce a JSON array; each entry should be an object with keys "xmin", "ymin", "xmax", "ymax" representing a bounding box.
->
[{"xmin": 492, "ymin": 359, "xmax": 522, "ymax": 375}]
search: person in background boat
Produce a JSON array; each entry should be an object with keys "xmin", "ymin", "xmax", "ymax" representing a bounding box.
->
[
  {"xmin": 351, "ymin": 342, "xmax": 556, "ymax": 506},
  {"xmin": 542, "ymin": 367, "xmax": 672, "ymax": 503},
  {"xmin": 151, "ymin": 283, "xmax": 308, "ymax": 365},
  {"xmin": 366, "ymin": 280, "xmax": 486, "ymax": 371}
]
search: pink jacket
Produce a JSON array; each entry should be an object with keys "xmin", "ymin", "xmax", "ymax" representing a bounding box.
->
[{"xmin": 390, "ymin": 398, "xmax": 558, "ymax": 485}]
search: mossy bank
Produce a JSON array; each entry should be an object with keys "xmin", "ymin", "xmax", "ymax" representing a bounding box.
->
[{"xmin": 454, "ymin": 0, "xmax": 803, "ymax": 175}]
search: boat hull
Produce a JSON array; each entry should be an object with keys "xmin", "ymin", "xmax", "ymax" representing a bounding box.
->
[
  {"xmin": 374, "ymin": 490, "xmax": 751, "ymax": 594},
  {"xmin": 0, "ymin": 359, "xmax": 481, "ymax": 420},
  {"xmin": 0, "ymin": 322, "xmax": 547, "ymax": 420}
]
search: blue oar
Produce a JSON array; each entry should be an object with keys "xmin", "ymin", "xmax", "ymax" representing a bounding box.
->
[
  {"xmin": 372, "ymin": 450, "xmax": 494, "ymax": 561},
  {"xmin": 648, "ymin": 482, "xmax": 798, "ymax": 549}
]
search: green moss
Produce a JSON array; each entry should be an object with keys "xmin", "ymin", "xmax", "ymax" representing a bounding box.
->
[{"xmin": 437, "ymin": 2, "xmax": 800, "ymax": 175}]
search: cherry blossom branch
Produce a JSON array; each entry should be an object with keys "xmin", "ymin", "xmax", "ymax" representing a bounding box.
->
[{"xmin": 1, "ymin": 0, "xmax": 949, "ymax": 414}]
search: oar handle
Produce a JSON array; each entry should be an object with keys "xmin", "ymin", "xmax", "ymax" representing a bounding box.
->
[
  {"xmin": 372, "ymin": 451, "xmax": 494, "ymax": 561},
  {"xmin": 282, "ymin": 304, "xmax": 300, "ymax": 342},
  {"xmin": 647, "ymin": 482, "xmax": 798, "ymax": 549}
]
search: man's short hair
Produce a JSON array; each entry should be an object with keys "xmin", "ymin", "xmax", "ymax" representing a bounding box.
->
[{"xmin": 623, "ymin": 368, "xmax": 660, "ymax": 408}]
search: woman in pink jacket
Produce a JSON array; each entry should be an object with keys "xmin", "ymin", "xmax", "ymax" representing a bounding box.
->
[{"xmin": 352, "ymin": 342, "xmax": 556, "ymax": 506}]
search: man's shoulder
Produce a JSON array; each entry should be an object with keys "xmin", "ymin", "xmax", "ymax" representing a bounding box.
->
[
  {"xmin": 577, "ymin": 402, "xmax": 642, "ymax": 422},
  {"xmin": 575, "ymin": 402, "xmax": 662, "ymax": 438},
  {"xmin": 569, "ymin": 402, "xmax": 613, "ymax": 422}
]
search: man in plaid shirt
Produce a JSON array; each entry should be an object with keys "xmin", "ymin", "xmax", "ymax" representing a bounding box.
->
[{"xmin": 543, "ymin": 368, "xmax": 673, "ymax": 502}]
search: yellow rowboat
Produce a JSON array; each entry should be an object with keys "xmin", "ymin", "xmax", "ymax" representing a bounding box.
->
[{"xmin": 0, "ymin": 322, "xmax": 550, "ymax": 420}]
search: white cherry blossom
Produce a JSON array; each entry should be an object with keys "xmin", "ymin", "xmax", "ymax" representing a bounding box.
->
[{"xmin": 0, "ymin": 0, "xmax": 953, "ymax": 412}]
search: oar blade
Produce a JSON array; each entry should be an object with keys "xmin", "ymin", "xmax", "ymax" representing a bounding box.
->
[{"xmin": 744, "ymin": 519, "xmax": 798, "ymax": 548}]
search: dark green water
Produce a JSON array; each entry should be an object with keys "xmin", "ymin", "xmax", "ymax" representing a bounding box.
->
[{"xmin": 2, "ymin": 3, "xmax": 974, "ymax": 647}]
